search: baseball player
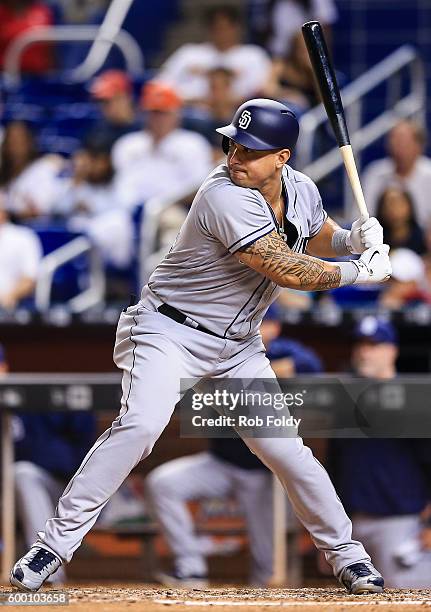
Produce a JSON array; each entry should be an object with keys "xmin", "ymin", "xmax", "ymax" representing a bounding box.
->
[{"xmin": 11, "ymin": 98, "xmax": 390, "ymax": 594}]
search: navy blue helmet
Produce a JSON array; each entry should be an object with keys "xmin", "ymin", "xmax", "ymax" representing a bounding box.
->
[{"xmin": 216, "ymin": 98, "xmax": 300, "ymax": 154}]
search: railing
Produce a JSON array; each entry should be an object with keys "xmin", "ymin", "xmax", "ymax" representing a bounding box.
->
[
  {"xmin": 296, "ymin": 45, "xmax": 425, "ymax": 219},
  {"xmin": 140, "ymin": 181, "xmax": 207, "ymax": 286},
  {"xmin": 70, "ymin": 0, "xmax": 136, "ymax": 82},
  {"xmin": 3, "ymin": 25, "xmax": 144, "ymax": 86},
  {"xmin": 35, "ymin": 236, "xmax": 106, "ymax": 313}
]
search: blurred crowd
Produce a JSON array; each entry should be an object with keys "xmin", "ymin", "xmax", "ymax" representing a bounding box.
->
[
  {"xmin": 2, "ymin": 0, "xmax": 431, "ymax": 590},
  {"xmin": 0, "ymin": 0, "xmax": 429, "ymax": 314}
]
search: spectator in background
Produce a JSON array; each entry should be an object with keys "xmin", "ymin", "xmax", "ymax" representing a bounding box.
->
[
  {"xmin": 327, "ymin": 317, "xmax": 431, "ymax": 587},
  {"xmin": 0, "ymin": 121, "xmax": 66, "ymax": 220},
  {"xmin": 268, "ymin": 336, "xmax": 322, "ymax": 377},
  {"xmin": 88, "ymin": 70, "xmax": 140, "ymax": 145},
  {"xmin": 0, "ymin": 346, "xmax": 97, "ymax": 585},
  {"xmin": 52, "ymin": 0, "xmax": 107, "ymax": 24},
  {"xmin": 375, "ymin": 187, "xmax": 427, "ymax": 255},
  {"xmin": 262, "ymin": 30, "xmax": 319, "ymax": 113},
  {"xmin": 183, "ymin": 67, "xmax": 238, "ymax": 159},
  {"xmin": 0, "ymin": 203, "xmax": 42, "ymax": 310},
  {"xmin": 54, "ymin": 136, "xmax": 134, "ymax": 269},
  {"xmin": 363, "ymin": 120, "xmax": 431, "ymax": 228},
  {"xmin": 158, "ymin": 5, "xmax": 271, "ymax": 105},
  {"xmin": 379, "ymin": 248, "xmax": 431, "ymax": 310},
  {"xmin": 146, "ymin": 339, "xmax": 322, "ymax": 587},
  {"xmin": 260, "ymin": 303, "xmax": 283, "ymax": 349},
  {"xmin": 267, "ymin": 0, "xmax": 338, "ymax": 58},
  {"xmin": 112, "ymin": 81, "xmax": 213, "ymax": 210},
  {"xmin": 0, "ymin": 0, "xmax": 53, "ymax": 74}
]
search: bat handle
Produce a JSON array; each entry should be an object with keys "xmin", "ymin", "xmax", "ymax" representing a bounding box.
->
[{"xmin": 339, "ymin": 145, "xmax": 369, "ymax": 220}]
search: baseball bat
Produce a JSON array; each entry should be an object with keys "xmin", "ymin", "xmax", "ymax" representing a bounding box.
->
[{"xmin": 302, "ymin": 21, "xmax": 369, "ymax": 219}]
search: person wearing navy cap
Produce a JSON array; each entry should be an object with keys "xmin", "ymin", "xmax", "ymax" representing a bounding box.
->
[
  {"xmin": 146, "ymin": 340, "xmax": 322, "ymax": 587},
  {"xmin": 328, "ymin": 316, "xmax": 431, "ymax": 587},
  {"xmin": 260, "ymin": 303, "xmax": 283, "ymax": 349},
  {"xmin": 267, "ymin": 338, "xmax": 323, "ymax": 376}
]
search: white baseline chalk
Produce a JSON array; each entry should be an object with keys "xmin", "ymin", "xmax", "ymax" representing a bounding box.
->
[{"xmin": 154, "ymin": 599, "xmax": 431, "ymax": 607}]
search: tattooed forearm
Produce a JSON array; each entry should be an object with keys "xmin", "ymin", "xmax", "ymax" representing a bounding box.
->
[{"xmin": 237, "ymin": 230, "xmax": 341, "ymax": 291}]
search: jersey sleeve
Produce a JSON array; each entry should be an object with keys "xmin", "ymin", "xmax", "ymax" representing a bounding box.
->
[
  {"xmin": 309, "ymin": 184, "xmax": 328, "ymax": 237},
  {"xmin": 198, "ymin": 184, "xmax": 276, "ymax": 254}
]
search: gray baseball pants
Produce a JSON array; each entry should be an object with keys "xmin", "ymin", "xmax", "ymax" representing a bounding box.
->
[
  {"xmin": 145, "ymin": 451, "xmax": 273, "ymax": 584},
  {"xmin": 38, "ymin": 292, "xmax": 370, "ymax": 578},
  {"xmin": 353, "ymin": 514, "xmax": 431, "ymax": 588}
]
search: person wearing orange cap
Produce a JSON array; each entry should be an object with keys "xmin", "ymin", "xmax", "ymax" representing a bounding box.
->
[
  {"xmin": 112, "ymin": 80, "xmax": 212, "ymax": 211},
  {"xmin": 88, "ymin": 69, "xmax": 140, "ymax": 145}
]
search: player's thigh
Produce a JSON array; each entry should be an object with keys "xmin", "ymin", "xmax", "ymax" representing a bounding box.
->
[
  {"xmin": 114, "ymin": 311, "xmax": 197, "ymax": 432},
  {"xmin": 146, "ymin": 452, "xmax": 233, "ymax": 501},
  {"xmin": 226, "ymin": 352, "xmax": 303, "ymax": 470},
  {"xmin": 223, "ymin": 338, "xmax": 274, "ymax": 381}
]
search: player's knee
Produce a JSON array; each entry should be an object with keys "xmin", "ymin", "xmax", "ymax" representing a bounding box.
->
[
  {"xmin": 14, "ymin": 460, "xmax": 45, "ymax": 479},
  {"xmin": 145, "ymin": 466, "xmax": 175, "ymax": 499},
  {"xmin": 14, "ymin": 461, "xmax": 46, "ymax": 487},
  {"xmin": 249, "ymin": 438, "xmax": 305, "ymax": 473},
  {"xmin": 126, "ymin": 420, "xmax": 166, "ymax": 460},
  {"xmin": 145, "ymin": 467, "xmax": 162, "ymax": 492}
]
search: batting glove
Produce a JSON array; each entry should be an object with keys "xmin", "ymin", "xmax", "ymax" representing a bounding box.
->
[
  {"xmin": 347, "ymin": 217, "xmax": 384, "ymax": 253},
  {"xmin": 352, "ymin": 244, "xmax": 392, "ymax": 284}
]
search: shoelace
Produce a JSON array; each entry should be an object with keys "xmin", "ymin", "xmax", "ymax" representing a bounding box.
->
[
  {"xmin": 26, "ymin": 549, "xmax": 57, "ymax": 574},
  {"xmin": 347, "ymin": 563, "xmax": 372, "ymax": 578}
]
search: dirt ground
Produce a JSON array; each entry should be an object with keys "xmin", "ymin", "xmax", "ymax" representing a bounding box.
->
[{"xmin": 2, "ymin": 585, "xmax": 431, "ymax": 612}]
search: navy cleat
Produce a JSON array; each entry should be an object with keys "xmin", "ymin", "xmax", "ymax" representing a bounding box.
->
[
  {"xmin": 340, "ymin": 562, "xmax": 384, "ymax": 594},
  {"xmin": 10, "ymin": 546, "xmax": 62, "ymax": 592}
]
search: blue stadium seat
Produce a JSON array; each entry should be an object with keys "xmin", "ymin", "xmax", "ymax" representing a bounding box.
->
[
  {"xmin": 31, "ymin": 223, "xmax": 89, "ymax": 302},
  {"xmin": 330, "ymin": 285, "xmax": 383, "ymax": 308}
]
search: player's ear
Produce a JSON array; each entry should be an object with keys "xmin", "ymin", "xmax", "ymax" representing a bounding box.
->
[{"xmin": 276, "ymin": 149, "xmax": 291, "ymax": 168}]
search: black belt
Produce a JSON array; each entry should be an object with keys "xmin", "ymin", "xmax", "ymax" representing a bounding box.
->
[{"xmin": 157, "ymin": 303, "xmax": 221, "ymax": 338}]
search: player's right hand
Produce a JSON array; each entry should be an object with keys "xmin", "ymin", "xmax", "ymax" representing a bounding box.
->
[{"xmin": 352, "ymin": 244, "xmax": 392, "ymax": 284}]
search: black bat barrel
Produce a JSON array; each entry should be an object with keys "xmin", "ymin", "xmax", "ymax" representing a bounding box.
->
[{"xmin": 302, "ymin": 20, "xmax": 350, "ymax": 147}]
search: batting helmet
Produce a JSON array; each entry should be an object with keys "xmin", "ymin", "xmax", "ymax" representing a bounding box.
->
[{"xmin": 216, "ymin": 98, "xmax": 299, "ymax": 155}]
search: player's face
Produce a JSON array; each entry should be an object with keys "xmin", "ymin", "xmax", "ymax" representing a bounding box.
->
[
  {"xmin": 352, "ymin": 341, "xmax": 397, "ymax": 379},
  {"xmin": 227, "ymin": 140, "xmax": 290, "ymax": 188}
]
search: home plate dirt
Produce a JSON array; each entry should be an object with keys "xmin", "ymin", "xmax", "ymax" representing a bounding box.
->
[{"xmin": 2, "ymin": 586, "xmax": 431, "ymax": 611}]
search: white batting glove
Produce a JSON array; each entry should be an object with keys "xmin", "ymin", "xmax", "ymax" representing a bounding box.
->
[
  {"xmin": 352, "ymin": 244, "xmax": 392, "ymax": 284},
  {"xmin": 347, "ymin": 217, "xmax": 384, "ymax": 254}
]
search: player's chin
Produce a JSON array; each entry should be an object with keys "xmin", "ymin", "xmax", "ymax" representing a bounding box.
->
[{"xmin": 229, "ymin": 169, "xmax": 252, "ymax": 187}]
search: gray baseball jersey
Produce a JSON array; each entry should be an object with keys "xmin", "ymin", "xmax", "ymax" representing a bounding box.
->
[{"xmin": 147, "ymin": 163, "xmax": 327, "ymax": 339}]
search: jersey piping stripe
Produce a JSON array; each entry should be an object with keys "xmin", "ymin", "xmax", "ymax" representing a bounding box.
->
[
  {"xmin": 240, "ymin": 224, "xmax": 275, "ymax": 252},
  {"xmin": 223, "ymin": 276, "xmax": 267, "ymax": 337},
  {"xmin": 53, "ymin": 309, "xmax": 140, "ymax": 517},
  {"xmin": 262, "ymin": 193, "xmax": 280, "ymax": 229},
  {"xmin": 228, "ymin": 220, "xmax": 274, "ymax": 252},
  {"xmin": 246, "ymin": 283, "xmax": 278, "ymax": 336},
  {"xmin": 309, "ymin": 210, "xmax": 328, "ymax": 238},
  {"xmin": 295, "ymin": 236, "xmax": 310, "ymax": 253},
  {"xmin": 290, "ymin": 182, "xmax": 303, "ymax": 252}
]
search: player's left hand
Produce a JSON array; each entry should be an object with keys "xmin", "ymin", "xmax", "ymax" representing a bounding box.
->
[{"xmin": 347, "ymin": 217, "xmax": 384, "ymax": 253}]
